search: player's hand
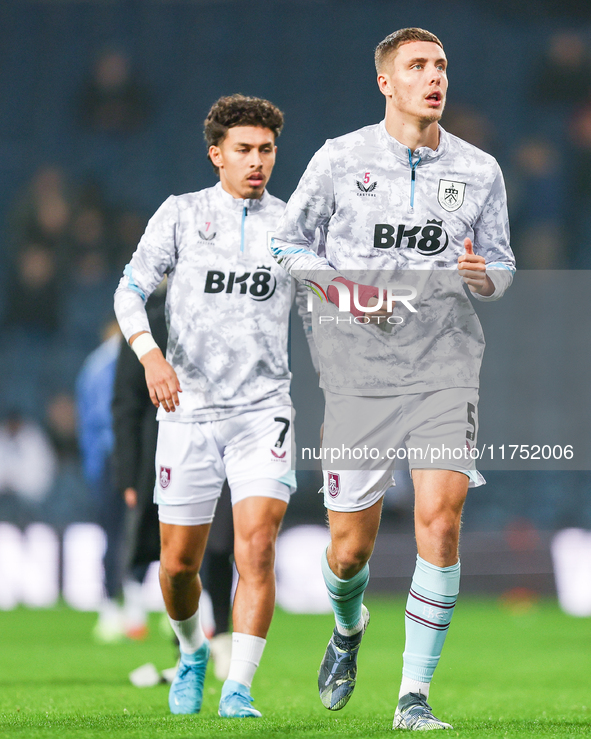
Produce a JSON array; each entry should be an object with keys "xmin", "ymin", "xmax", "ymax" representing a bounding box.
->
[
  {"xmin": 364, "ymin": 295, "xmax": 393, "ymax": 324},
  {"xmin": 124, "ymin": 487, "xmax": 138, "ymax": 508},
  {"xmin": 458, "ymin": 238, "xmax": 494, "ymax": 296},
  {"xmin": 140, "ymin": 348, "xmax": 182, "ymax": 412}
]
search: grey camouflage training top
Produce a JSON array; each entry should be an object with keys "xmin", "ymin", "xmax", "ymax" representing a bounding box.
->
[
  {"xmin": 114, "ymin": 182, "xmax": 296, "ymax": 422},
  {"xmin": 270, "ymin": 121, "xmax": 516, "ymax": 396}
]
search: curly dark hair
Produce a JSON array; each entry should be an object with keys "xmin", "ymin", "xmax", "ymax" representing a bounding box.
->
[
  {"xmin": 375, "ymin": 28, "xmax": 443, "ymax": 72},
  {"xmin": 204, "ymin": 94, "xmax": 284, "ymax": 173}
]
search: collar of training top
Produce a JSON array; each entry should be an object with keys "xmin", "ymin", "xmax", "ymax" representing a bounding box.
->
[
  {"xmin": 214, "ymin": 181, "xmax": 268, "ymax": 212},
  {"xmin": 377, "ymin": 120, "xmax": 448, "ymax": 164}
]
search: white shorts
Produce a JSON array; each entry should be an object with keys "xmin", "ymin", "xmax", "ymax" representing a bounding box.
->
[
  {"xmin": 322, "ymin": 387, "xmax": 484, "ymax": 512},
  {"xmin": 155, "ymin": 404, "xmax": 296, "ymax": 525}
]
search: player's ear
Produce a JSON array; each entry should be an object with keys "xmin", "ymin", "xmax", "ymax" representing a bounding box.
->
[
  {"xmin": 377, "ymin": 72, "xmax": 393, "ymax": 98},
  {"xmin": 209, "ymin": 145, "xmax": 223, "ymax": 169}
]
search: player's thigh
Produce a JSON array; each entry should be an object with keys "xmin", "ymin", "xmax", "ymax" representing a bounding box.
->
[
  {"xmin": 232, "ymin": 493, "xmax": 288, "ymax": 572},
  {"xmin": 327, "ymin": 496, "xmax": 383, "ymax": 563},
  {"xmin": 154, "ymin": 420, "xmax": 226, "ymax": 525}
]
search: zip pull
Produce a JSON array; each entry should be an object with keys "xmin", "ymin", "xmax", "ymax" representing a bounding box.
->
[
  {"xmin": 240, "ymin": 205, "xmax": 248, "ymax": 253},
  {"xmin": 408, "ymin": 149, "xmax": 422, "ymax": 213}
]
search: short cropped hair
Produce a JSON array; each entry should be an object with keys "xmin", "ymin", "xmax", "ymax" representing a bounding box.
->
[
  {"xmin": 375, "ymin": 28, "xmax": 444, "ymax": 72},
  {"xmin": 204, "ymin": 94, "xmax": 284, "ymax": 173}
]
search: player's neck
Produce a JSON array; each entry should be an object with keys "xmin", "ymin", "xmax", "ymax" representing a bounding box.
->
[{"xmin": 384, "ymin": 108, "xmax": 440, "ymax": 153}]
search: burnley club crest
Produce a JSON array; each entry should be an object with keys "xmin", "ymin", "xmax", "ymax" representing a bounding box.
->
[
  {"xmin": 327, "ymin": 472, "xmax": 340, "ymax": 498},
  {"xmin": 438, "ymin": 179, "xmax": 466, "ymax": 212},
  {"xmin": 159, "ymin": 466, "xmax": 171, "ymax": 489}
]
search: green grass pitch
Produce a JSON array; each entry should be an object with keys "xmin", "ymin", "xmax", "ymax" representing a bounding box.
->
[{"xmin": 0, "ymin": 597, "xmax": 590, "ymax": 738}]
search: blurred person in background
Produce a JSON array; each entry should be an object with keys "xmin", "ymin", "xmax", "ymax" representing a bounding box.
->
[
  {"xmin": 61, "ymin": 191, "xmax": 121, "ymax": 353},
  {"xmin": 3, "ymin": 242, "xmax": 61, "ymax": 337},
  {"xmin": 67, "ymin": 178, "xmax": 116, "ymax": 272},
  {"xmin": 530, "ymin": 31, "xmax": 591, "ymax": 109},
  {"xmin": 0, "ymin": 410, "xmax": 57, "ymax": 526},
  {"xmin": 9, "ymin": 166, "xmax": 73, "ymax": 259},
  {"xmin": 114, "ymin": 94, "xmax": 304, "ymax": 719},
  {"xmin": 77, "ymin": 47, "xmax": 153, "ymax": 134},
  {"xmin": 528, "ymin": 30, "xmax": 591, "ymax": 156},
  {"xmin": 112, "ymin": 288, "xmax": 165, "ymax": 641},
  {"xmin": 76, "ymin": 319, "xmax": 126, "ymax": 642},
  {"xmin": 509, "ymin": 138, "xmax": 566, "ymax": 269},
  {"xmin": 45, "ymin": 393, "xmax": 79, "ymax": 464}
]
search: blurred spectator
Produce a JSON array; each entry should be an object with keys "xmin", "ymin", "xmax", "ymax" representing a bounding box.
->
[
  {"xmin": 55, "ymin": 211, "xmax": 116, "ymax": 351},
  {"xmin": 76, "ymin": 320, "xmax": 126, "ymax": 642},
  {"xmin": 112, "ymin": 290, "xmax": 165, "ymax": 639},
  {"xmin": 46, "ymin": 393, "xmax": 79, "ymax": 463},
  {"xmin": 531, "ymin": 31, "xmax": 591, "ymax": 108},
  {"xmin": 70, "ymin": 177, "xmax": 123, "ymax": 269},
  {"xmin": 9, "ymin": 166, "xmax": 73, "ymax": 258},
  {"xmin": 59, "ymin": 176, "xmax": 120, "ymax": 278},
  {"xmin": 0, "ymin": 411, "xmax": 57, "ymax": 525},
  {"xmin": 508, "ymin": 138, "xmax": 566, "ymax": 268},
  {"xmin": 77, "ymin": 47, "xmax": 152, "ymax": 134},
  {"xmin": 3, "ymin": 243, "xmax": 60, "ymax": 335}
]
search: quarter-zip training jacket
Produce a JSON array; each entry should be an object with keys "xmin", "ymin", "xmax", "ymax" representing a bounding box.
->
[
  {"xmin": 114, "ymin": 182, "xmax": 296, "ymax": 422},
  {"xmin": 270, "ymin": 121, "xmax": 516, "ymax": 396}
]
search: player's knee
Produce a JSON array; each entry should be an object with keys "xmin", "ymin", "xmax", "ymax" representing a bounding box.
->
[
  {"xmin": 160, "ymin": 553, "xmax": 199, "ymax": 585},
  {"xmin": 331, "ymin": 541, "xmax": 372, "ymax": 579},
  {"xmin": 237, "ymin": 527, "xmax": 276, "ymax": 575},
  {"xmin": 420, "ymin": 515, "xmax": 460, "ymax": 555}
]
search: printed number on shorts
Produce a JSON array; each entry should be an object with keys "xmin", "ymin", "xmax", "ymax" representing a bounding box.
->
[
  {"xmin": 273, "ymin": 417, "xmax": 290, "ymax": 449},
  {"xmin": 466, "ymin": 403, "xmax": 476, "ymax": 442}
]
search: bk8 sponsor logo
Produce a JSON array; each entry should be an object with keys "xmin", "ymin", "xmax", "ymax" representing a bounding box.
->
[
  {"xmin": 204, "ymin": 266, "xmax": 277, "ymax": 301},
  {"xmin": 374, "ymin": 220, "xmax": 449, "ymax": 256}
]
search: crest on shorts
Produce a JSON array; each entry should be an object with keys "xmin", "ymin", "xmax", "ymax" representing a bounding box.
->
[
  {"xmin": 438, "ymin": 179, "xmax": 466, "ymax": 212},
  {"xmin": 327, "ymin": 472, "xmax": 340, "ymax": 498},
  {"xmin": 159, "ymin": 466, "xmax": 171, "ymax": 489}
]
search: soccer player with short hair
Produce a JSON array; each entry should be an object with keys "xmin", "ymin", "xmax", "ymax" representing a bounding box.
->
[
  {"xmin": 114, "ymin": 94, "xmax": 299, "ymax": 719},
  {"xmin": 270, "ymin": 28, "xmax": 515, "ymax": 730}
]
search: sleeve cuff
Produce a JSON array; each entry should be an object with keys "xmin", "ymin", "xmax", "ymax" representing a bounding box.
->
[{"xmin": 472, "ymin": 265, "xmax": 514, "ymax": 302}]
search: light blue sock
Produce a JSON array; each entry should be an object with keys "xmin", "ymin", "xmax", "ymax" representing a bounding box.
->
[
  {"xmin": 402, "ymin": 555, "xmax": 460, "ymax": 684},
  {"xmin": 321, "ymin": 547, "xmax": 369, "ymax": 634}
]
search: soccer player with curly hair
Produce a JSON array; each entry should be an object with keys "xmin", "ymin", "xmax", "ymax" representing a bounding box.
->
[{"xmin": 115, "ymin": 94, "xmax": 305, "ymax": 719}]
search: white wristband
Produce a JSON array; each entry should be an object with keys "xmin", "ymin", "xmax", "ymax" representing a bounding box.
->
[{"xmin": 131, "ymin": 333, "xmax": 159, "ymax": 360}]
